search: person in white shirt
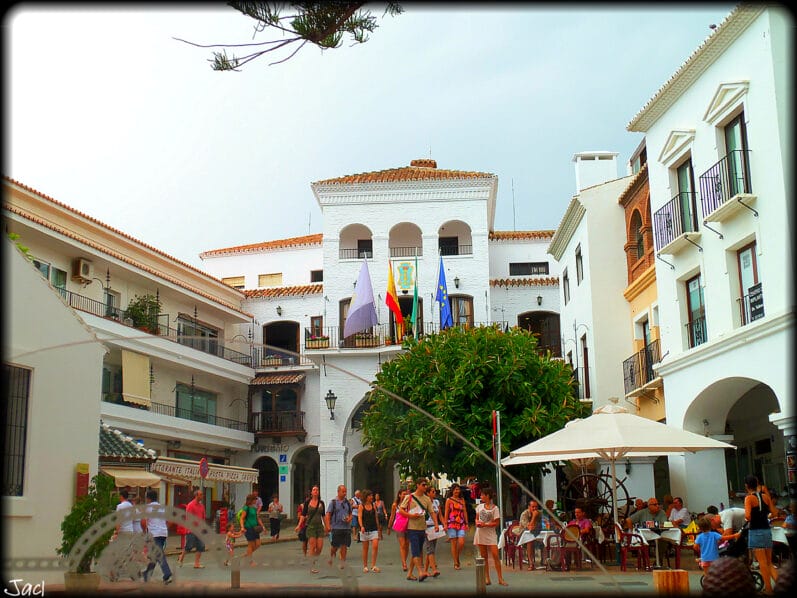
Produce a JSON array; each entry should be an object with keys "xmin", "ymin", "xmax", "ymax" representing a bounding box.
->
[
  {"xmin": 113, "ymin": 489, "xmax": 135, "ymax": 537},
  {"xmin": 719, "ymin": 507, "xmax": 747, "ymax": 533},
  {"xmin": 668, "ymin": 497, "xmax": 691, "ymax": 528},
  {"xmin": 141, "ymin": 490, "xmax": 173, "ymax": 585}
]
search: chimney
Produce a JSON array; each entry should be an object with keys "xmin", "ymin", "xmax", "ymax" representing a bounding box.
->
[
  {"xmin": 410, "ymin": 158, "xmax": 437, "ymax": 168},
  {"xmin": 572, "ymin": 151, "xmax": 619, "ymax": 192}
]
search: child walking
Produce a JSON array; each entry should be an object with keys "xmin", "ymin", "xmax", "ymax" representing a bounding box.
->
[
  {"xmin": 223, "ymin": 521, "xmax": 244, "ymax": 566},
  {"xmin": 693, "ymin": 516, "xmax": 739, "ymax": 573}
]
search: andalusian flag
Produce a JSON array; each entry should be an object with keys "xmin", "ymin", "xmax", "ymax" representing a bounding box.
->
[
  {"xmin": 385, "ymin": 261, "xmax": 404, "ymax": 339},
  {"xmin": 410, "ymin": 256, "xmax": 419, "ymax": 336}
]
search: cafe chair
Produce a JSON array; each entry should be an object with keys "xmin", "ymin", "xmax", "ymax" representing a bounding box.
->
[
  {"xmin": 615, "ymin": 523, "xmax": 650, "ymax": 572},
  {"xmin": 560, "ymin": 524, "xmax": 583, "ymax": 570},
  {"xmin": 545, "ymin": 533, "xmax": 565, "ymax": 571},
  {"xmin": 503, "ymin": 523, "xmax": 521, "ymax": 569}
]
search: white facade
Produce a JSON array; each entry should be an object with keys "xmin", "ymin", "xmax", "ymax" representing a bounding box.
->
[
  {"xmin": 627, "ymin": 5, "xmax": 793, "ymax": 507},
  {"xmin": 3, "ymin": 239, "xmax": 106, "ymax": 584}
]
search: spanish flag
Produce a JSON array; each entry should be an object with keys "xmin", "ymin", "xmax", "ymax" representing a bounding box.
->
[{"xmin": 385, "ymin": 261, "xmax": 404, "ymax": 339}]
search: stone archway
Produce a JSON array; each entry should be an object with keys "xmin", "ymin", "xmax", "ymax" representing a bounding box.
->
[
  {"xmin": 253, "ymin": 456, "xmax": 279, "ymax": 506},
  {"xmin": 292, "ymin": 445, "xmax": 320, "ymax": 513}
]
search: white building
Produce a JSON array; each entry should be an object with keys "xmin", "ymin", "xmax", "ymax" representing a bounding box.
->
[{"xmin": 627, "ymin": 4, "xmax": 794, "ymax": 508}]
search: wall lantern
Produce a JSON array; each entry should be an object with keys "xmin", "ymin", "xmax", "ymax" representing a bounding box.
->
[
  {"xmin": 276, "ymin": 305, "xmax": 282, "ymax": 316},
  {"xmin": 454, "ymin": 277, "xmax": 460, "ymax": 289},
  {"xmin": 537, "ymin": 295, "xmax": 543, "ymax": 306},
  {"xmin": 325, "ymin": 389, "xmax": 338, "ymax": 420}
]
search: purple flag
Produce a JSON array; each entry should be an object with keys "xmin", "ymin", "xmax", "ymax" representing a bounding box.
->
[{"xmin": 343, "ymin": 260, "xmax": 378, "ymax": 338}]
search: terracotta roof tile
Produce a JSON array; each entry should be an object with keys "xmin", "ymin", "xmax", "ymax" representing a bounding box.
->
[
  {"xmin": 489, "ymin": 230, "xmax": 556, "ymax": 241},
  {"xmin": 200, "ymin": 234, "xmax": 323, "ymax": 258},
  {"xmin": 99, "ymin": 421, "xmax": 156, "ymax": 460},
  {"xmin": 252, "ymin": 373, "xmax": 306, "ymax": 385},
  {"xmin": 4, "ymin": 177, "xmax": 252, "ymax": 318},
  {"xmin": 243, "ymin": 284, "xmax": 324, "ymax": 298},
  {"xmin": 313, "ymin": 158, "xmax": 495, "ymax": 185},
  {"xmin": 490, "ymin": 277, "xmax": 559, "ymax": 288}
]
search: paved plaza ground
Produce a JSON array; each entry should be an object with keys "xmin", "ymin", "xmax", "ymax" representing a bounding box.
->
[{"xmin": 39, "ymin": 527, "xmax": 712, "ymax": 596}]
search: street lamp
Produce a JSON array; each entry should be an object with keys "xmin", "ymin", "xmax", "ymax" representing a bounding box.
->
[{"xmin": 325, "ymin": 390, "xmax": 337, "ymax": 420}]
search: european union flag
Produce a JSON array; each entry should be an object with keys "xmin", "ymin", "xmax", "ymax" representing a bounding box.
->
[{"xmin": 436, "ymin": 257, "xmax": 454, "ymax": 329}]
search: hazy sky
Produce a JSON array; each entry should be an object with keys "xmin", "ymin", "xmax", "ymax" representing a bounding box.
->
[{"xmin": 6, "ymin": 3, "xmax": 734, "ymax": 269}]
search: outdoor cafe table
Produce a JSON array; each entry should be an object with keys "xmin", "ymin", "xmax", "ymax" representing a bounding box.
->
[
  {"xmin": 636, "ymin": 527, "xmax": 682, "ymax": 568},
  {"xmin": 512, "ymin": 528, "xmax": 605, "ymax": 568}
]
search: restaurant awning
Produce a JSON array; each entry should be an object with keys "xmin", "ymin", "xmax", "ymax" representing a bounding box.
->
[
  {"xmin": 100, "ymin": 467, "xmax": 162, "ymax": 488},
  {"xmin": 152, "ymin": 457, "xmax": 258, "ymax": 484}
]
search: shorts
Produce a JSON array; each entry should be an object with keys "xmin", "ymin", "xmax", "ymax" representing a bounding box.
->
[
  {"xmin": 748, "ymin": 528, "xmax": 773, "ymax": 549},
  {"xmin": 331, "ymin": 529, "xmax": 352, "ymax": 548},
  {"xmin": 407, "ymin": 529, "xmax": 425, "ymax": 558},
  {"xmin": 423, "ymin": 536, "xmax": 437, "ymax": 555},
  {"xmin": 244, "ymin": 528, "xmax": 261, "ymax": 542},
  {"xmin": 360, "ymin": 530, "xmax": 379, "ymax": 542},
  {"xmin": 352, "ymin": 515, "xmax": 359, "ymax": 529},
  {"xmin": 184, "ymin": 532, "xmax": 205, "ymax": 553},
  {"xmin": 447, "ymin": 528, "xmax": 466, "ymax": 539},
  {"xmin": 270, "ymin": 517, "xmax": 281, "ymax": 537},
  {"xmin": 306, "ymin": 521, "xmax": 325, "ymax": 539}
]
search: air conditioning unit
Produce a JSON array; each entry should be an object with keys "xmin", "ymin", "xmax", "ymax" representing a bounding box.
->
[{"xmin": 71, "ymin": 258, "xmax": 94, "ymax": 283}]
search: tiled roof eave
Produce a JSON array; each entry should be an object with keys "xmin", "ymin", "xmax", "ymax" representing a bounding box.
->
[
  {"xmin": 489, "ymin": 230, "xmax": 556, "ymax": 241},
  {"xmin": 200, "ymin": 234, "xmax": 323, "ymax": 258},
  {"xmin": 490, "ymin": 276, "xmax": 559, "ymax": 288},
  {"xmin": 243, "ymin": 283, "xmax": 324, "ymax": 299}
]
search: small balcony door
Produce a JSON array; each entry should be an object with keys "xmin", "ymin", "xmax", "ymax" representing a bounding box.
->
[
  {"xmin": 725, "ymin": 113, "xmax": 750, "ymax": 197},
  {"xmin": 686, "ymin": 274, "xmax": 707, "ymax": 348},
  {"xmin": 676, "ymin": 159, "xmax": 697, "ymax": 234},
  {"xmin": 737, "ymin": 242, "xmax": 759, "ymax": 325}
]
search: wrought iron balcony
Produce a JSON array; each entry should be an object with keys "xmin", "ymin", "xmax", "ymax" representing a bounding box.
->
[
  {"xmin": 737, "ymin": 283, "xmax": 765, "ymax": 326},
  {"xmin": 102, "ymin": 394, "xmax": 249, "ymax": 431},
  {"xmin": 622, "ymin": 339, "xmax": 661, "ymax": 396},
  {"xmin": 339, "ymin": 248, "xmax": 373, "ymax": 259},
  {"xmin": 698, "ymin": 149, "xmax": 752, "ymax": 219},
  {"xmin": 251, "ymin": 410, "xmax": 305, "ymax": 440},
  {"xmin": 686, "ymin": 315, "xmax": 708, "ymax": 349},
  {"xmin": 653, "ymin": 192, "xmax": 699, "ymax": 252},
  {"xmin": 389, "ymin": 246, "xmax": 423, "ymax": 258},
  {"xmin": 439, "ymin": 244, "xmax": 473, "ymax": 256},
  {"xmin": 54, "ymin": 288, "xmax": 253, "ymax": 366}
]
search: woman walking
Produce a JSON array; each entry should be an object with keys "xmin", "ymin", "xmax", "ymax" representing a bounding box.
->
[
  {"xmin": 267, "ymin": 494, "xmax": 284, "ymax": 542},
  {"xmin": 444, "ymin": 484, "xmax": 469, "ymax": 570},
  {"xmin": 474, "ymin": 487, "xmax": 507, "ymax": 586},
  {"xmin": 239, "ymin": 493, "xmax": 262, "ymax": 567},
  {"xmin": 374, "ymin": 492, "xmax": 387, "ymax": 540},
  {"xmin": 359, "ymin": 490, "xmax": 382, "ymax": 572},
  {"xmin": 744, "ymin": 474, "xmax": 778, "ymax": 594},
  {"xmin": 295, "ymin": 485, "xmax": 327, "ymax": 573},
  {"xmin": 387, "ymin": 488, "xmax": 410, "ymax": 572}
]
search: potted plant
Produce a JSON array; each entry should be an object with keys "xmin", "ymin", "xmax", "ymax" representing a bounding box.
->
[
  {"xmin": 124, "ymin": 293, "xmax": 162, "ymax": 334},
  {"xmin": 57, "ymin": 473, "xmax": 116, "ymax": 590},
  {"xmin": 354, "ymin": 331, "xmax": 377, "ymax": 347},
  {"xmin": 307, "ymin": 334, "xmax": 330, "ymax": 349}
]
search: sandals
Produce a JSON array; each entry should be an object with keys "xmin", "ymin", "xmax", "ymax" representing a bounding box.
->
[
  {"xmin": 498, "ymin": 580, "xmax": 509, "ymax": 586},
  {"xmin": 402, "ymin": 564, "xmax": 408, "ymax": 572},
  {"xmin": 371, "ymin": 566, "xmax": 381, "ymax": 573},
  {"xmin": 406, "ymin": 575, "xmax": 418, "ymax": 581},
  {"xmin": 193, "ymin": 564, "xmax": 205, "ymax": 569},
  {"xmin": 454, "ymin": 563, "xmax": 461, "ymax": 570},
  {"xmin": 363, "ymin": 566, "xmax": 369, "ymax": 573},
  {"xmin": 432, "ymin": 570, "xmax": 440, "ymax": 577},
  {"xmin": 418, "ymin": 573, "xmax": 429, "ymax": 582}
]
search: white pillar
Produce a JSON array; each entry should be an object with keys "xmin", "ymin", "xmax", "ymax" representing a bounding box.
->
[
  {"xmin": 319, "ymin": 445, "xmax": 346, "ymax": 502},
  {"xmin": 669, "ymin": 446, "xmax": 730, "ymax": 512}
]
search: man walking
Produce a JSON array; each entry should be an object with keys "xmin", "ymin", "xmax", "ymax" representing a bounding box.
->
[
  {"xmin": 350, "ymin": 490, "xmax": 362, "ymax": 543},
  {"xmin": 325, "ymin": 485, "xmax": 352, "ymax": 569},
  {"xmin": 400, "ymin": 478, "xmax": 435, "ymax": 582},
  {"xmin": 178, "ymin": 489, "xmax": 207, "ymax": 568},
  {"xmin": 141, "ymin": 490, "xmax": 173, "ymax": 585}
]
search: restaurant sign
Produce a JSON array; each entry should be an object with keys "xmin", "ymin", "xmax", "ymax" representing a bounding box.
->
[{"xmin": 153, "ymin": 457, "xmax": 258, "ymax": 484}]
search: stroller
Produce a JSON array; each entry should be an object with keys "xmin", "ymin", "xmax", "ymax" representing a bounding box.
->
[{"xmin": 699, "ymin": 522, "xmax": 764, "ymax": 591}]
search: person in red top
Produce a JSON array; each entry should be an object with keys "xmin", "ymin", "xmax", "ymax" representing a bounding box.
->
[{"xmin": 178, "ymin": 489, "xmax": 207, "ymax": 568}]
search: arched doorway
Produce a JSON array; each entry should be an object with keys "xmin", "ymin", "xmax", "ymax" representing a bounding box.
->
[
  {"xmin": 518, "ymin": 311, "xmax": 561, "ymax": 356},
  {"xmin": 292, "ymin": 446, "xmax": 320, "ymax": 513},
  {"xmin": 254, "ymin": 456, "xmax": 278, "ymax": 505},
  {"xmin": 351, "ymin": 449, "xmax": 394, "ymax": 504}
]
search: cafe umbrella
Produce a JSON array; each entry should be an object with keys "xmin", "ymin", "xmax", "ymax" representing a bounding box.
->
[{"xmin": 501, "ymin": 398, "xmax": 735, "ymax": 533}]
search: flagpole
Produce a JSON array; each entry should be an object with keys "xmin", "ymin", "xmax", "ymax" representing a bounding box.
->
[{"xmin": 495, "ymin": 410, "xmax": 503, "ymax": 534}]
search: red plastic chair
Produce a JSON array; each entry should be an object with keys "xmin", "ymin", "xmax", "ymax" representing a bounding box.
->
[
  {"xmin": 561, "ymin": 524, "xmax": 583, "ymax": 570},
  {"xmin": 615, "ymin": 524, "xmax": 650, "ymax": 572}
]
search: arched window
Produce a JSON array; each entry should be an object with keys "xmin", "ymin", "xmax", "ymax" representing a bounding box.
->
[{"xmin": 630, "ymin": 211, "xmax": 644, "ymax": 260}]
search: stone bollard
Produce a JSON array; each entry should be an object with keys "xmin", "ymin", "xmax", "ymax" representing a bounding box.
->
[
  {"xmin": 231, "ymin": 555, "xmax": 240, "ymax": 589},
  {"xmin": 475, "ymin": 556, "xmax": 486, "ymax": 594}
]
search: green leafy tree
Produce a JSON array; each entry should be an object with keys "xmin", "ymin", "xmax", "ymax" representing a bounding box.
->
[
  {"xmin": 57, "ymin": 473, "xmax": 116, "ymax": 573},
  {"xmin": 179, "ymin": 2, "xmax": 403, "ymax": 71},
  {"xmin": 361, "ymin": 326, "xmax": 589, "ymax": 482}
]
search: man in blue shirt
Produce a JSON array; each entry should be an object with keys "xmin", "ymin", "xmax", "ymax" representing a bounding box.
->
[{"xmin": 325, "ymin": 485, "xmax": 352, "ymax": 568}]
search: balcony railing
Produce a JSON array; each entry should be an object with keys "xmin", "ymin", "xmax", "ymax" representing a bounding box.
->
[
  {"xmin": 737, "ymin": 284, "xmax": 765, "ymax": 326},
  {"xmin": 622, "ymin": 339, "xmax": 661, "ymax": 395},
  {"xmin": 102, "ymin": 394, "xmax": 249, "ymax": 431},
  {"xmin": 389, "ymin": 246, "xmax": 423, "ymax": 258},
  {"xmin": 653, "ymin": 192, "xmax": 699, "ymax": 251},
  {"xmin": 339, "ymin": 248, "xmax": 373, "ymax": 259},
  {"xmin": 250, "ymin": 410, "xmax": 305, "ymax": 438},
  {"xmin": 698, "ymin": 149, "xmax": 752, "ymax": 218},
  {"xmin": 53, "ymin": 288, "xmax": 253, "ymax": 367},
  {"xmin": 686, "ymin": 315, "xmax": 708, "ymax": 349},
  {"xmin": 439, "ymin": 244, "xmax": 473, "ymax": 256}
]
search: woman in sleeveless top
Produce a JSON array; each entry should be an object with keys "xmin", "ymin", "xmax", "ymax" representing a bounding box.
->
[
  {"xmin": 744, "ymin": 475, "xmax": 778, "ymax": 594},
  {"xmin": 445, "ymin": 484, "xmax": 469, "ymax": 570},
  {"xmin": 295, "ymin": 485, "xmax": 327, "ymax": 573},
  {"xmin": 359, "ymin": 490, "xmax": 381, "ymax": 572},
  {"xmin": 374, "ymin": 493, "xmax": 387, "ymax": 539},
  {"xmin": 387, "ymin": 488, "xmax": 409, "ymax": 571},
  {"xmin": 473, "ymin": 487, "xmax": 507, "ymax": 586}
]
